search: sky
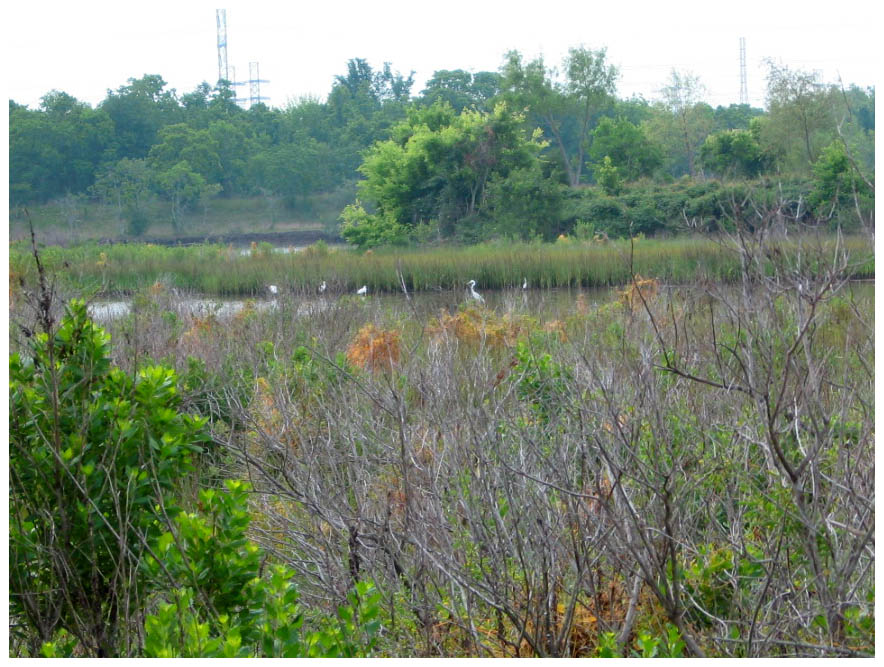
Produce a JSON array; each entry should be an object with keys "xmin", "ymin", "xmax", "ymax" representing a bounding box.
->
[{"xmin": 3, "ymin": 0, "xmax": 879, "ymax": 112}]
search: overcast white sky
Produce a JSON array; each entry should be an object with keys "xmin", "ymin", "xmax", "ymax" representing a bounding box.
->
[{"xmin": 3, "ymin": 1, "xmax": 879, "ymax": 111}]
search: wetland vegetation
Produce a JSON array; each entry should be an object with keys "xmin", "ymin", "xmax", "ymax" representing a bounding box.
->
[
  {"xmin": 8, "ymin": 37, "xmax": 875, "ymax": 659},
  {"xmin": 9, "ymin": 222, "xmax": 875, "ymax": 657}
]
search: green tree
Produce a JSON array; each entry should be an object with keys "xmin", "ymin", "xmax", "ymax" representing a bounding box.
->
[
  {"xmin": 178, "ymin": 81, "xmax": 213, "ymax": 127},
  {"xmin": 248, "ymin": 137, "xmax": 331, "ymax": 209},
  {"xmin": 205, "ymin": 119, "xmax": 253, "ymax": 195},
  {"xmin": 142, "ymin": 480, "xmax": 382, "ymax": 658},
  {"xmin": 207, "ymin": 79, "xmax": 243, "ymax": 119},
  {"xmin": 149, "ymin": 123, "xmax": 222, "ymax": 185},
  {"xmin": 483, "ymin": 162, "xmax": 564, "ymax": 240},
  {"xmin": 808, "ymin": 141, "xmax": 873, "ymax": 220},
  {"xmin": 613, "ymin": 95, "xmax": 656, "ymax": 125},
  {"xmin": 420, "ymin": 69, "xmax": 501, "ymax": 112},
  {"xmin": 354, "ymin": 101, "xmax": 546, "ymax": 239},
  {"xmin": 589, "ymin": 116, "xmax": 662, "ymax": 181},
  {"xmin": 9, "ymin": 92, "xmax": 115, "ymax": 204},
  {"xmin": 9, "ymin": 104, "xmax": 63, "ymax": 204},
  {"xmin": 333, "ymin": 57, "xmax": 414, "ymax": 104},
  {"xmin": 100, "ymin": 74, "xmax": 182, "ymax": 159},
  {"xmin": 712, "ymin": 103, "xmax": 764, "ymax": 131},
  {"xmin": 656, "ymin": 69, "xmax": 713, "ymax": 177},
  {"xmin": 499, "ymin": 47, "xmax": 618, "ymax": 187},
  {"xmin": 339, "ymin": 201, "xmax": 408, "ymax": 249},
  {"xmin": 700, "ymin": 128, "xmax": 766, "ymax": 179},
  {"xmin": 89, "ymin": 157, "xmax": 153, "ymax": 234},
  {"xmin": 323, "ymin": 59, "xmax": 414, "ymax": 180},
  {"xmin": 564, "ymin": 45, "xmax": 620, "ymax": 182},
  {"xmin": 152, "ymin": 160, "xmax": 220, "ymax": 231},
  {"xmin": 760, "ymin": 61, "xmax": 836, "ymax": 171},
  {"xmin": 594, "ymin": 155, "xmax": 623, "ymax": 195}
]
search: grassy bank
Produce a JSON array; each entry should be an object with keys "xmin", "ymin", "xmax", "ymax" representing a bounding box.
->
[
  {"xmin": 10, "ymin": 235, "xmax": 875, "ymax": 298},
  {"xmin": 9, "ymin": 185, "xmax": 357, "ymax": 245}
]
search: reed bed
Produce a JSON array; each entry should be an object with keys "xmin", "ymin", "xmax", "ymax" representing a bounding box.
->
[{"xmin": 10, "ymin": 236, "xmax": 874, "ymax": 297}]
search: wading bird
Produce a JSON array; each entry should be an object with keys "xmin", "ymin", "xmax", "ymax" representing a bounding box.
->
[
  {"xmin": 522, "ymin": 277, "xmax": 528, "ymax": 290},
  {"xmin": 357, "ymin": 285, "xmax": 368, "ymax": 295},
  {"xmin": 467, "ymin": 279, "xmax": 485, "ymax": 305},
  {"xmin": 268, "ymin": 284, "xmax": 278, "ymax": 296},
  {"xmin": 319, "ymin": 281, "xmax": 327, "ymax": 293}
]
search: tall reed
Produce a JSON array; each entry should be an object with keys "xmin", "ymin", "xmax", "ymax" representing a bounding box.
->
[{"xmin": 9, "ymin": 236, "xmax": 874, "ymax": 297}]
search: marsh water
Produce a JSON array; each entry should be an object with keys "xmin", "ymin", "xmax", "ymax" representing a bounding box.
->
[
  {"xmin": 85, "ymin": 280, "xmax": 874, "ymax": 324},
  {"xmin": 85, "ymin": 286, "xmax": 617, "ymax": 323}
]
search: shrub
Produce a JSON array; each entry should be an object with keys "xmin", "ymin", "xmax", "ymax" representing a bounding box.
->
[
  {"xmin": 483, "ymin": 164, "xmax": 564, "ymax": 241},
  {"xmin": 9, "ymin": 300, "xmax": 208, "ymax": 657},
  {"xmin": 125, "ymin": 205, "xmax": 150, "ymax": 236},
  {"xmin": 340, "ymin": 201, "xmax": 408, "ymax": 249},
  {"xmin": 144, "ymin": 480, "xmax": 383, "ymax": 657},
  {"xmin": 346, "ymin": 324, "xmax": 402, "ymax": 372}
]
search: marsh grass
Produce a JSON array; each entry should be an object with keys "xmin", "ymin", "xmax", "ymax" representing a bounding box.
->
[{"xmin": 10, "ymin": 235, "xmax": 874, "ymax": 297}]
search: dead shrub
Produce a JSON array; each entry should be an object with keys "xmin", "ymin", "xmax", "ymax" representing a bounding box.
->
[
  {"xmin": 427, "ymin": 306, "xmax": 526, "ymax": 348},
  {"xmin": 618, "ymin": 275, "xmax": 659, "ymax": 312},
  {"xmin": 346, "ymin": 323, "xmax": 401, "ymax": 372}
]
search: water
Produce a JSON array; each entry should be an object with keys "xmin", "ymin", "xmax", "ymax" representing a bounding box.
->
[
  {"xmin": 85, "ymin": 286, "xmax": 619, "ymax": 323},
  {"xmin": 85, "ymin": 281, "xmax": 874, "ymax": 324}
]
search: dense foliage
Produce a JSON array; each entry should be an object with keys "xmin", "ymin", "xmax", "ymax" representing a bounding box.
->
[
  {"xmin": 9, "ymin": 296, "xmax": 382, "ymax": 657},
  {"xmin": 10, "ymin": 51, "xmax": 874, "ymax": 242}
]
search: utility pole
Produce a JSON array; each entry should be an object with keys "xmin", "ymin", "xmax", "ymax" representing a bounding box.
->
[{"xmin": 739, "ymin": 37, "xmax": 748, "ymax": 105}]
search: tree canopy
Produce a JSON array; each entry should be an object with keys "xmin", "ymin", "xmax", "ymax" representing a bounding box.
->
[{"xmin": 8, "ymin": 50, "xmax": 875, "ymax": 240}]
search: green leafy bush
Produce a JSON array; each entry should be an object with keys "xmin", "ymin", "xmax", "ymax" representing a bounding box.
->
[
  {"xmin": 9, "ymin": 300, "xmax": 208, "ymax": 657},
  {"xmin": 143, "ymin": 480, "xmax": 383, "ymax": 657},
  {"xmin": 340, "ymin": 200, "xmax": 408, "ymax": 249}
]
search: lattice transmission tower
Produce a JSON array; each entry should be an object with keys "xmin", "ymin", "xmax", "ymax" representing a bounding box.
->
[
  {"xmin": 216, "ymin": 9, "xmax": 229, "ymax": 84},
  {"xmin": 248, "ymin": 61, "xmax": 270, "ymax": 107},
  {"xmin": 216, "ymin": 9, "xmax": 249, "ymax": 106},
  {"xmin": 739, "ymin": 37, "xmax": 748, "ymax": 105}
]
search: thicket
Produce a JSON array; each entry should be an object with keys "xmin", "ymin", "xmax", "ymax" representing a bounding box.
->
[
  {"xmin": 9, "ymin": 202, "xmax": 875, "ymax": 657},
  {"xmin": 8, "ymin": 247, "xmax": 383, "ymax": 657}
]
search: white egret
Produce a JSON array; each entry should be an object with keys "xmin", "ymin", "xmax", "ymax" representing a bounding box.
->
[
  {"xmin": 357, "ymin": 285, "xmax": 368, "ymax": 295},
  {"xmin": 467, "ymin": 279, "xmax": 485, "ymax": 305},
  {"xmin": 319, "ymin": 281, "xmax": 327, "ymax": 293},
  {"xmin": 268, "ymin": 284, "xmax": 278, "ymax": 296},
  {"xmin": 522, "ymin": 277, "xmax": 528, "ymax": 290}
]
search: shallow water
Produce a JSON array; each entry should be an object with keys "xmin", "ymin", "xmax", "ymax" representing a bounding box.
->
[
  {"xmin": 85, "ymin": 280, "xmax": 874, "ymax": 324},
  {"xmin": 85, "ymin": 286, "xmax": 618, "ymax": 323}
]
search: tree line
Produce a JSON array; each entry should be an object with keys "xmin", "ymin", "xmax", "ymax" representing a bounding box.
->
[{"xmin": 9, "ymin": 48, "xmax": 875, "ymax": 241}]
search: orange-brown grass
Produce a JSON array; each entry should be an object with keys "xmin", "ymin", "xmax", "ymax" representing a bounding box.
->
[
  {"xmin": 180, "ymin": 313, "xmax": 218, "ymax": 354},
  {"xmin": 576, "ymin": 293, "xmax": 590, "ymax": 315},
  {"xmin": 619, "ymin": 275, "xmax": 659, "ymax": 312},
  {"xmin": 427, "ymin": 574, "xmax": 650, "ymax": 657},
  {"xmin": 543, "ymin": 319, "xmax": 568, "ymax": 342},
  {"xmin": 248, "ymin": 376, "xmax": 301, "ymax": 453},
  {"xmin": 346, "ymin": 324, "xmax": 401, "ymax": 372},
  {"xmin": 426, "ymin": 306, "xmax": 527, "ymax": 348},
  {"xmin": 252, "ymin": 376, "xmax": 283, "ymax": 435},
  {"xmin": 507, "ymin": 579, "xmax": 632, "ymax": 657}
]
